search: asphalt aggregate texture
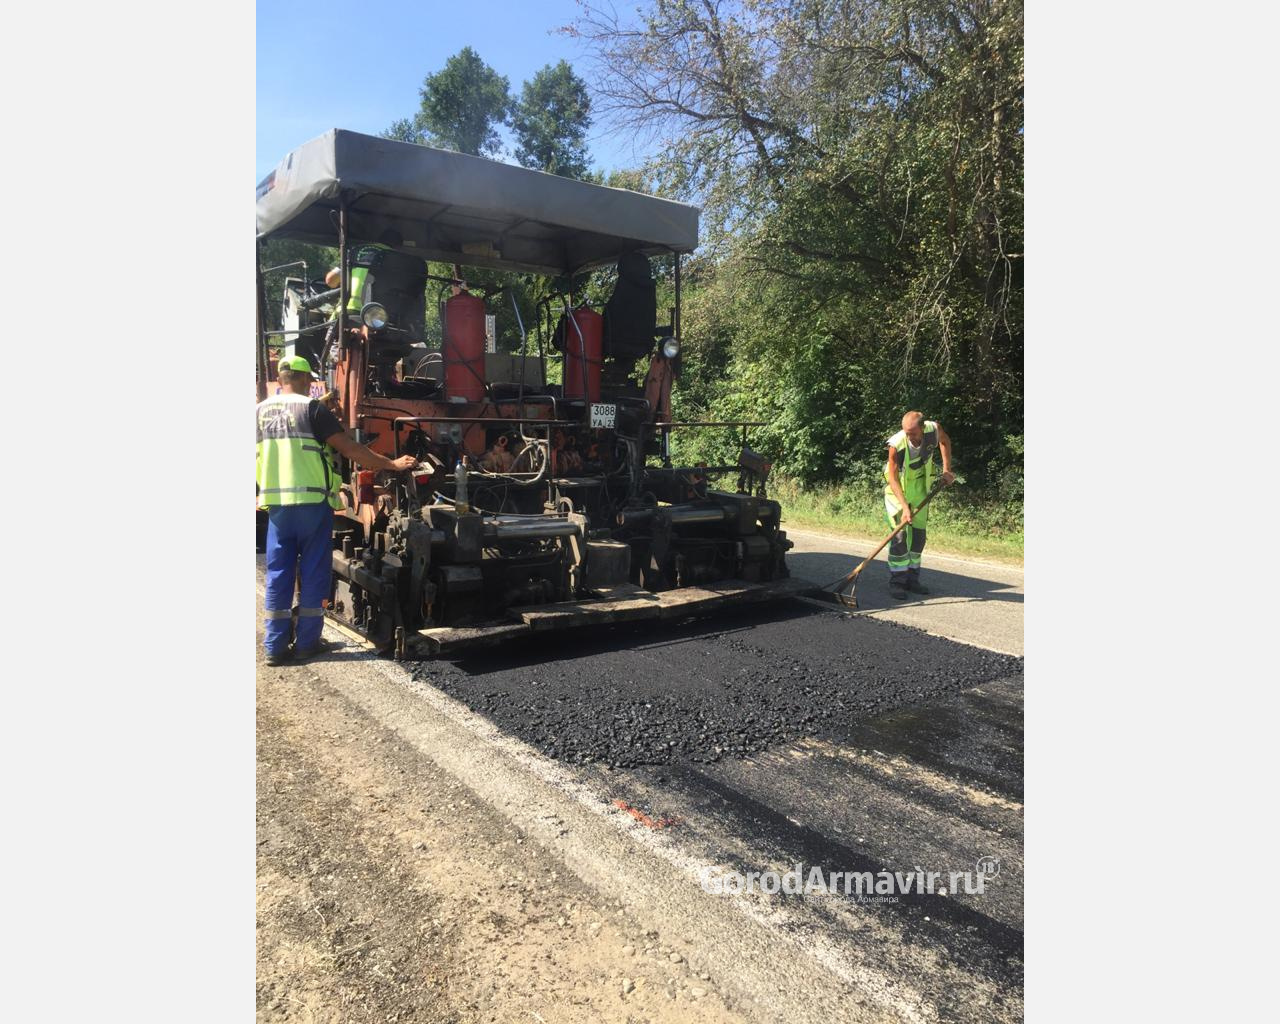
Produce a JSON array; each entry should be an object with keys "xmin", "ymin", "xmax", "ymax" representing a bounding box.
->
[{"xmin": 414, "ymin": 600, "xmax": 1023, "ymax": 768}]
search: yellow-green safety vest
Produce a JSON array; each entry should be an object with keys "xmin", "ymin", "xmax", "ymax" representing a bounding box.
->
[
  {"xmin": 256, "ymin": 393, "xmax": 337, "ymax": 507},
  {"xmin": 884, "ymin": 421, "xmax": 939, "ymax": 496},
  {"xmin": 321, "ymin": 447, "xmax": 343, "ymax": 510},
  {"xmin": 345, "ymin": 243, "xmax": 389, "ymax": 312}
]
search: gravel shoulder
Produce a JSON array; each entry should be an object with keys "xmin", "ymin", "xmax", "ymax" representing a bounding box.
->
[{"xmin": 257, "ymin": 653, "xmax": 748, "ymax": 1024}]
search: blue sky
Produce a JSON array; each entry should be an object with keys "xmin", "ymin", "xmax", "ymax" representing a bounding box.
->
[{"xmin": 256, "ymin": 0, "xmax": 656, "ymax": 181}]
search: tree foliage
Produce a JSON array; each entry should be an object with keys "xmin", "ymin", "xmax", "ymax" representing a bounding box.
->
[
  {"xmin": 571, "ymin": 0, "xmax": 1024, "ymax": 489},
  {"xmin": 380, "ymin": 116, "xmax": 426, "ymax": 145},
  {"xmin": 410, "ymin": 46, "xmax": 511, "ymax": 156},
  {"xmin": 510, "ymin": 60, "xmax": 593, "ymax": 177}
]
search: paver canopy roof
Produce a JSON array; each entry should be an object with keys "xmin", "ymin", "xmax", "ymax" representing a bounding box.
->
[{"xmin": 256, "ymin": 129, "xmax": 700, "ymax": 274}]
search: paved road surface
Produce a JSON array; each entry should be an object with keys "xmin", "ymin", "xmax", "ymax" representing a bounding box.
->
[
  {"xmin": 784, "ymin": 526, "xmax": 1024, "ymax": 656},
  {"xmin": 257, "ymin": 529, "xmax": 1024, "ymax": 1023}
]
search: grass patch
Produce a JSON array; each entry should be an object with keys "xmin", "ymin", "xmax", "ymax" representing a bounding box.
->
[{"xmin": 770, "ymin": 476, "xmax": 1023, "ymax": 565}]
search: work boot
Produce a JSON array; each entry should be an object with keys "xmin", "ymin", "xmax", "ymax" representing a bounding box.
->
[
  {"xmin": 906, "ymin": 576, "xmax": 931, "ymax": 595},
  {"xmin": 889, "ymin": 579, "xmax": 909, "ymax": 601},
  {"xmin": 265, "ymin": 648, "xmax": 293, "ymax": 667},
  {"xmin": 294, "ymin": 638, "xmax": 337, "ymax": 662}
]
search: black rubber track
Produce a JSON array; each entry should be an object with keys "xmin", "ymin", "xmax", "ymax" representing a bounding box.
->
[{"xmin": 413, "ymin": 600, "xmax": 1023, "ymax": 768}]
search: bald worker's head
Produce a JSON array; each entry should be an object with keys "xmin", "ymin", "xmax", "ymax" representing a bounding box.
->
[{"xmin": 902, "ymin": 410, "xmax": 925, "ymax": 444}]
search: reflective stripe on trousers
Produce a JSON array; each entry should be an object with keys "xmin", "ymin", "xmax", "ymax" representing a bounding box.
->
[
  {"xmin": 885, "ymin": 491, "xmax": 928, "ymax": 577},
  {"xmin": 263, "ymin": 503, "xmax": 333, "ymax": 655}
]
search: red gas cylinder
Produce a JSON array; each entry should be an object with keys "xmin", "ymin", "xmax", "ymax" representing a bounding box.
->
[
  {"xmin": 562, "ymin": 306, "xmax": 603, "ymax": 404},
  {"xmin": 444, "ymin": 291, "xmax": 486, "ymax": 402}
]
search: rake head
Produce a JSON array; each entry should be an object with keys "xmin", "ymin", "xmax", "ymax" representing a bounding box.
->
[{"xmin": 836, "ymin": 586, "xmax": 859, "ymax": 609}]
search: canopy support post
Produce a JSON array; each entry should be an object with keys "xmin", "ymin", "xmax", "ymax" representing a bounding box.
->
[
  {"xmin": 338, "ymin": 196, "xmax": 352, "ymax": 428},
  {"xmin": 255, "ymin": 238, "xmax": 269, "ymax": 402},
  {"xmin": 673, "ymin": 252, "xmax": 682, "ymax": 344}
]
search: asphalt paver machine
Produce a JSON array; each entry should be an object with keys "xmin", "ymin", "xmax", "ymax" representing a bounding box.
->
[{"xmin": 256, "ymin": 130, "xmax": 801, "ymax": 656}]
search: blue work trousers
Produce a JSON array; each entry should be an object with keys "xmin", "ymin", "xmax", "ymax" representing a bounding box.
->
[{"xmin": 263, "ymin": 503, "xmax": 333, "ymax": 655}]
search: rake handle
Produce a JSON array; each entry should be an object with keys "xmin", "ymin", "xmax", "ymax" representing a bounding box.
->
[{"xmin": 829, "ymin": 477, "xmax": 951, "ymax": 591}]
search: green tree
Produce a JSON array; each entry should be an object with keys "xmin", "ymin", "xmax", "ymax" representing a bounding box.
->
[
  {"xmin": 511, "ymin": 60, "xmax": 592, "ymax": 177},
  {"xmin": 413, "ymin": 47, "xmax": 511, "ymax": 156},
  {"xmin": 380, "ymin": 116, "xmax": 425, "ymax": 145},
  {"xmin": 573, "ymin": 0, "xmax": 1024, "ymax": 490}
]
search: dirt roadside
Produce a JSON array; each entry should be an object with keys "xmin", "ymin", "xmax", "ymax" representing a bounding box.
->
[{"xmin": 257, "ymin": 654, "xmax": 750, "ymax": 1024}]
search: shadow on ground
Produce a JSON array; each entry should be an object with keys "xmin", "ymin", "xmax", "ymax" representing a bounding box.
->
[{"xmin": 787, "ymin": 550, "xmax": 1023, "ymax": 611}]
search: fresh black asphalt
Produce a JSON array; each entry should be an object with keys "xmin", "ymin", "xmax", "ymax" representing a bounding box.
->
[{"xmin": 414, "ymin": 600, "xmax": 1023, "ymax": 768}]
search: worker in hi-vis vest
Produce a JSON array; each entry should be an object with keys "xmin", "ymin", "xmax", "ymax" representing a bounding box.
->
[
  {"xmin": 884, "ymin": 411, "xmax": 955, "ymax": 600},
  {"xmin": 344, "ymin": 228, "xmax": 404, "ymax": 313},
  {"xmin": 316, "ymin": 231, "xmax": 396, "ymax": 360},
  {"xmin": 345, "ymin": 241, "xmax": 389, "ymax": 312},
  {"xmin": 256, "ymin": 356, "xmax": 415, "ymax": 665}
]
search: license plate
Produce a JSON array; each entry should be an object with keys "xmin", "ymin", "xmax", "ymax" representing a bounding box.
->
[{"xmin": 589, "ymin": 403, "xmax": 617, "ymax": 428}]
